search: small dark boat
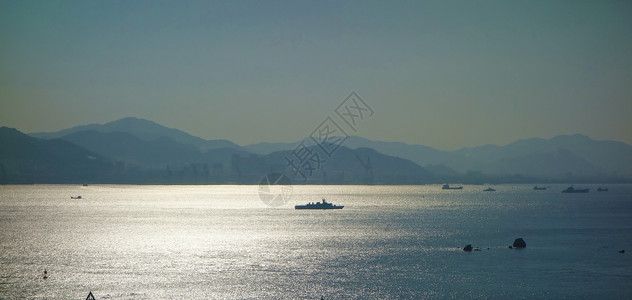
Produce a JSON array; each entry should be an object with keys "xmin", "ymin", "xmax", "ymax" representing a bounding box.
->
[
  {"xmin": 71, "ymin": 196, "xmax": 82, "ymax": 199},
  {"xmin": 597, "ymin": 187, "xmax": 608, "ymax": 192},
  {"xmin": 561, "ymin": 186, "xmax": 589, "ymax": 193},
  {"xmin": 533, "ymin": 186, "xmax": 547, "ymax": 190},
  {"xmin": 295, "ymin": 199, "xmax": 343, "ymax": 210},
  {"xmin": 442, "ymin": 184, "xmax": 463, "ymax": 190},
  {"xmin": 483, "ymin": 187, "xmax": 496, "ymax": 192}
]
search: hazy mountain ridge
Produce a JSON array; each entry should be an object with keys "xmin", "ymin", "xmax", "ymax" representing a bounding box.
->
[
  {"xmin": 244, "ymin": 140, "xmax": 305, "ymax": 155},
  {"xmin": 17, "ymin": 117, "xmax": 632, "ymax": 182},
  {"xmin": 452, "ymin": 134, "xmax": 632, "ymax": 177},
  {"xmin": 262, "ymin": 146, "xmax": 433, "ymax": 184},
  {"xmin": 15, "ymin": 120, "xmax": 435, "ymax": 183},
  {"xmin": 31, "ymin": 117, "xmax": 244, "ymax": 152},
  {"xmin": 60, "ymin": 130, "xmax": 203, "ymax": 168},
  {"xmin": 60, "ymin": 130, "xmax": 252, "ymax": 176},
  {"xmin": 245, "ymin": 136, "xmax": 452, "ymax": 165},
  {"xmin": 244, "ymin": 134, "xmax": 632, "ymax": 178},
  {"xmin": 0, "ymin": 127, "xmax": 113, "ymax": 183},
  {"xmin": 488, "ymin": 148, "xmax": 601, "ymax": 177}
]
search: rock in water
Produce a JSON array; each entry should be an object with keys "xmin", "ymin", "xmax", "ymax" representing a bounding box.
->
[
  {"xmin": 513, "ymin": 238, "xmax": 526, "ymax": 248},
  {"xmin": 463, "ymin": 244, "xmax": 473, "ymax": 252}
]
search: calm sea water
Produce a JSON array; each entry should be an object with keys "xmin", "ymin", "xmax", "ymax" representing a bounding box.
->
[{"xmin": 1, "ymin": 184, "xmax": 631, "ymax": 299}]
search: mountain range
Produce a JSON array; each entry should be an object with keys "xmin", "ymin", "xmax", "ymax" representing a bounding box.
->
[
  {"xmin": 0, "ymin": 127, "xmax": 112, "ymax": 183},
  {"xmin": 1, "ymin": 117, "xmax": 631, "ymax": 184},
  {"xmin": 30, "ymin": 117, "xmax": 243, "ymax": 152}
]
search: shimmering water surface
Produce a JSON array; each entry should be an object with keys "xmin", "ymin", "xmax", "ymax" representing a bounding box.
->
[{"xmin": 1, "ymin": 184, "xmax": 631, "ymax": 299}]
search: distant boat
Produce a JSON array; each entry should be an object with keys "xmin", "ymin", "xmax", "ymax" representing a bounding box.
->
[
  {"xmin": 597, "ymin": 187, "xmax": 608, "ymax": 192},
  {"xmin": 442, "ymin": 184, "xmax": 463, "ymax": 190},
  {"xmin": 533, "ymin": 186, "xmax": 547, "ymax": 190},
  {"xmin": 483, "ymin": 187, "xmax": 496, "ymax": 192},
  {"xmin": 561, "ymin": 186, "xmax": 589, "ymax": 193},
  {"xmin": 71, "ymin": 195, "xmax": 82, "ymax": 199},
  {"xmin": 295, "ymin": 199, "xmax": 343, "ymax": 210}
]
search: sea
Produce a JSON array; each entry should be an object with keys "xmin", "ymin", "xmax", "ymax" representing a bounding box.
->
[{"xmin": 1, "ymin": 184, "xmax": 631, "ymax": 299}]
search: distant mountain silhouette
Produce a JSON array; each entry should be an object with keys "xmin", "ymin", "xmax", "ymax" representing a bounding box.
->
[
  {"xmin": 60, "ymin": 130, "xmax": 251, "ymax": 171},
  {"xmin": 487, "ymin": 148, "xmax": 601, "ymax": 177},
  {"xmin": 344, "ymin": 136, "xmax": 455, "ymax": 168},
  {"xmin": 244, "ymin": 140, "xmax": 304, "ymax": 155},
  {"xmin": 21, "ymin": 117, "xmax": 632, "ymax": 182},
  {"xmin": 23, "ymin": 121, "xmax": 438, "ymax": 183},
  {"xmin": 246, "ymin": 134, "xmax": 632, "ymax": 179},
  {"xmin": 31, "ymin": 117, "xmax": 244, "ymax": 152},
  {"xmin": 262, "ymin": 145, "xmax": 433, "ymax": 184},
  {"xmin": 0, "ymin": 127, "xmax": 112, "ymax": 183},
  {"xmin": 451, "ymin": 134, "xmax": 632, "ymax": 177},
  {"xmin": 60, "ymin": 130, "xmax": 202, "ymax": 167},
  {"xmin": 245, "ymin": 136, "xmax": 453, "ymax": 166}
]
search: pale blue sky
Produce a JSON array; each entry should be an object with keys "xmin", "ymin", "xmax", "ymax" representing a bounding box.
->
[{"xmin": 1, "ymin": 0, "xmax": 630, "ymax": 150}]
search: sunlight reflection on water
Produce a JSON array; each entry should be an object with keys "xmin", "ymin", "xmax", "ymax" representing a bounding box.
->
[{"xmin": 1, "ymin": 184, "xmax": 631, "ymax": 298}]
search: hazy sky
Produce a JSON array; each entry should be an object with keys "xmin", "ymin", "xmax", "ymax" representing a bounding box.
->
[{"xmin": 1, "ymin": 0, "xmax": 631, "ymax": 150}]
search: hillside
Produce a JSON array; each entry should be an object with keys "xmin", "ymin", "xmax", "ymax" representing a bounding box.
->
[
  {"xmin": 18, "ymin": 117, "xmax": 632, "ymax": 183},
  {"xmin": 263, "ymin": 146, "xmax": 433, "ymax": 184},
  {"xmin": 245, "ymin": 134, "xmax": 632, "ymax": 179},
  {"xmin": 31, "ymin": 117, "xmax": 244, "ymax": 152},
  {"xmin": 0, "ymin": 127, "xmax": 112, "ymax": 183}
]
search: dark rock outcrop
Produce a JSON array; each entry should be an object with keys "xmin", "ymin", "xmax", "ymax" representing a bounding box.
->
[{"xmin": 512, "ymin": 238, "xmax": 526, "ymax": 248}]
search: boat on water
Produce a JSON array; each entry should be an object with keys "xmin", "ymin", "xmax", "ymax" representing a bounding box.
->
[
  {"xmin": 295, "ymin": 199, "xmax": 343, "ymax": 210},
  {"xmin": 561, "ymin": 186, "xmax": 589, "ymax": 193},
  {"xmin": 71, "ymin": 195, "xmax": 82, "ymax": 199},
  {"xmin": 442, "ymin": 184, "xmax": 463, "ymax": 190},
  {"xmin": 533, "ymin": 186, "xmax": 547, "ymax": 190},
  {"xmin": 597, "ymin": 187, "xmax": 608, "ymax": 192},
  {"xmin": 483, "ymin": 187, "xmax": 496, "ymax": 192}
]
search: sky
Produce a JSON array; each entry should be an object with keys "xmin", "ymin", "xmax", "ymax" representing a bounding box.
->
[{"xmin": 1, "ymin": 0, "xmax": 631, "ymax": 150}]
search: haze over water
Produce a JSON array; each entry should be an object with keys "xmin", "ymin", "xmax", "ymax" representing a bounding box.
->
[{"xmin": 1, "ymin": 184, "xmax": 631, "ymax": 298}]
